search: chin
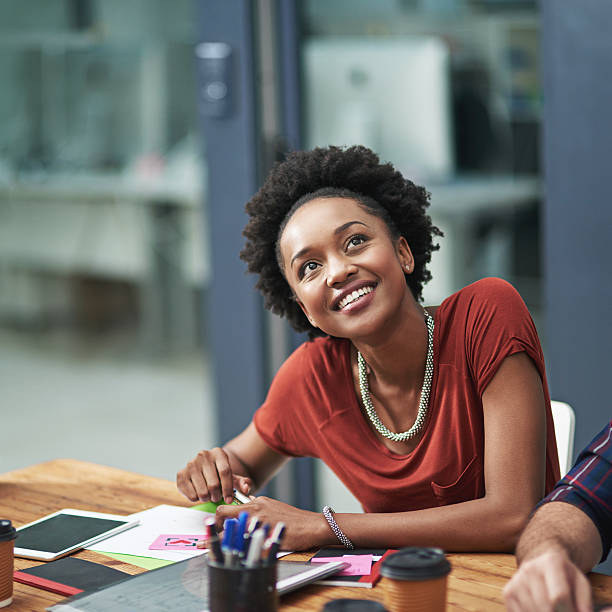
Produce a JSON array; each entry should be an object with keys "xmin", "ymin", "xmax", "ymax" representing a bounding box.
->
[{"xmin": 329, "ymin": 321, "xmax": 387, "ymax": 343}]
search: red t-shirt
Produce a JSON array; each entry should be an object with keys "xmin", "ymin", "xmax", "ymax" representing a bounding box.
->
[{"xmin": 254, "ymin": 278, "xmax": 560, "ymax": 513}]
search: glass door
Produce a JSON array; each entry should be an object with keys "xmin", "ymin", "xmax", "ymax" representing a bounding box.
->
[{"xmin": 0, "ymin": 0, "xmax": 214, "ymax": 480}]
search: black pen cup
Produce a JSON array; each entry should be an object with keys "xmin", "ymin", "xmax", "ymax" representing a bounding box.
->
[{"xmin": 208, "ymin": 560, "xmax": 278, "ymax": 612}]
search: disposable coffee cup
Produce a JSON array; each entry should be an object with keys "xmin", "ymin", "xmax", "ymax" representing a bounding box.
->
[
  {"xmin": 0, "ymin": 520, "xmax": 17, "ymax": 608},
  {"xmin": 208, "ymin": 560, "xmax": 278, "ymax": 612},
  {"xmin": 380, "ymin": 547, "xmax": 451, "ymax": 612}
]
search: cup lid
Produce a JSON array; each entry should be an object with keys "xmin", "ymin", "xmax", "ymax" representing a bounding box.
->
[
  {"xmin": 0, "ymin": 520, "xmax": 17, "ymax": 542},
  {"xmin": 380, "ymin": 547, "xmax": 450, "ymax": 581},
  {"xmin": 322, "ymin": 599, "xmax": 387, "ymax": 612}
]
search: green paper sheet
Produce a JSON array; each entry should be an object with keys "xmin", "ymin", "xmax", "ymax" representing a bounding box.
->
[
  {"xmin": 96, "ymin": 552, "xmax": 173, "ymax": 570},
  {"xmin": 189, "ymin": 501, "xmax": 220, "ymax": 512}
]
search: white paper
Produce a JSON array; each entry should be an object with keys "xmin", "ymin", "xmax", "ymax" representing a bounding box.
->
[{"xmin": 87, "ymin": 504, "xmax": 213, "ymax": 562}]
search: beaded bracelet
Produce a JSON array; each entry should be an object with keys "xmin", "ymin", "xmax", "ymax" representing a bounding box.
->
[{"xmin": 322, "ymin": 505, "xmax": 355, "ymax": 550}]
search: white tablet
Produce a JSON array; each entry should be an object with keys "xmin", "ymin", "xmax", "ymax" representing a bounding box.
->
[{"xmin": 15, "ymin": 508, "xmax": 139, "ymax": 561}]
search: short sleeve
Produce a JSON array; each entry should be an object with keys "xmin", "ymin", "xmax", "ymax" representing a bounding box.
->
[
  {"xmin": 463, "ymin": 278, "xmax": 545, "ymax": 398},
  {"xmin": 253, "ymin": 338, "xmax": 348, "ymax": 459},
  {"xmin": 253, "ymin": 343, "xmax": 312, "ymax": 458}
]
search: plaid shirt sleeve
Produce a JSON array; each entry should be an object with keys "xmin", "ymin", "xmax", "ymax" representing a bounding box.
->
[{"xmin": 537, "ymin": 420, "xmax": 612, "ymax": 562}]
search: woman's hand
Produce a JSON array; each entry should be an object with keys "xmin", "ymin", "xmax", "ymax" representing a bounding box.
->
[
  {"xmin": 176, "ymin": 447, "xmax": 253, "ymax": 505},
  {"xmin": 216, "ymin": 496, "xmax": 330, "ymax": 551},
  {"xmin": 177, "ymin": 423, "xmax": 289, "ymax": 507}
]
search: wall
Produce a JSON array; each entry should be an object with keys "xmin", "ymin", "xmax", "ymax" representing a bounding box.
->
[{"xmin": 542, "ymin": 0, "xmax": 612, "ymax": 574}]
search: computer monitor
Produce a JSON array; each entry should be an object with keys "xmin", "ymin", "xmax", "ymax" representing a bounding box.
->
[{"xmin": 303, "ymin": 37, "xmax": 454, "ymax": 183}]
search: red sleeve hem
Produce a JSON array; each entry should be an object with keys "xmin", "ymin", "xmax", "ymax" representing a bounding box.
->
[
  {"xmin": 253, "ymin": 409, "xmax": 302, "ymax": 458},
  {"xmin": 476, "ymin": 340, "xmax": 544, "ymax": 398}
]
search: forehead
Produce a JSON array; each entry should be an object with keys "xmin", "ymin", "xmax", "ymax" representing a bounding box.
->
[
  {"xmin": 283, "ymin": 196, "xmax": 381, "ymax": 239},
  {"xmin": 279, "ymin": 196, "xmax": 387, "ymax": 260}
]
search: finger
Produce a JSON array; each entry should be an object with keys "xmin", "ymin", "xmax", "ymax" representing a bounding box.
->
[
  {"xmin": 215, "ymin": 504, "xmax": 241, "ymax": 531},
  {"xmin": 212, "ymin": 452, "xmax": 235, "ymax": 504},
  {"xmin": 527, "ymin": 571, "xmax": 560, "ymax": 612},
  {"xmin": 541, "ymin": 563, "xmax": 574, "ymax": 612},
  {"xmin": 570, "ymin": 570, "xmax": 593, "ymax": 612},
  {"xmin": 199, "ymin": 454, "xmax": 229, "ymax": 503},
  {"xmin": 176, "ymin": 469, "xmax": 200, "ymax": 502},
  {"xmin": 236, "ymin": 475, "xmax": 253, "ymax": 496},
  {"xmin": 508, "ymin": 576, "xmax": 544, "ymax": 612},
  {"xmin": 188, "ymin": 460, "xmax": 212, "ymax": 502},
  {"xmin": 502, "ymin": 577, "xmax": 518, "ymax": 610},
  {"xmin": 504, "ymin": 573, "xmax": 535, "ymax": 612},
  {"xmin": 504, "ymin": 595, "xmax": 520, "ymax": 612},
  {"xmin": 507, "ymin": 590, "xmax": 534, "ymax": 612},
  {"xmin": 504, "ymin": 562, "xmax": 553, "ymax": 612}
]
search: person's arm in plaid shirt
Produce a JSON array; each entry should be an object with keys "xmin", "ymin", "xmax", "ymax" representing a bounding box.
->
[{"xmin": 504, "ymin": 420, "xmax": 612, "ymax": 612}]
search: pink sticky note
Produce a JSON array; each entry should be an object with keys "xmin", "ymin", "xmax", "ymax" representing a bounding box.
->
[
  {"xmin": 311, "ymin": 554, "xmax": 373, "ymax": 576},
  {"xmin": 149, "ymin": 534, "xmax": 207, "ymax": 550}
]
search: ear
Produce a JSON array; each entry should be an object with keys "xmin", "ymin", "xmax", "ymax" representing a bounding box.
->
[
  {"xmin": 395, "ymin": 236, "xmax": 414, "ymax": 274},
  {"xmin": 295, "ymin": 297, "xmax": 317, "ymax": 328}
]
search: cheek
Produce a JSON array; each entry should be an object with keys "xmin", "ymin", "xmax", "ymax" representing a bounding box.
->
[
  {"xmin": 294, "ymin": 284, "xmax": 318, "ymax": 310},
  {"xmin": 383, "ymin": 252, "xmax": 409, "ymax": 288},
  {"xmin": 374, "ymin": 248, "xmax": 402, "ymax": 273}
]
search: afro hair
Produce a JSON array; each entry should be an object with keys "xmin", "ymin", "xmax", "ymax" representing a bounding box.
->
[{"xmin": 240, "ymin": 145, "xmax": 442, "ymax": 338}]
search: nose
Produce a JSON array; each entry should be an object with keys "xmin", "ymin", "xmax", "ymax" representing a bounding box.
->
[{"xmin": 326, "ymin": 254, "xmax": 357, "ymax": 287}]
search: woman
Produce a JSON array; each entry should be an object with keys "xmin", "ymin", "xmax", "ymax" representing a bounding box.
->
[{"xmin": 177, "ymin": 146, "xmax": 560, "ymax": 551}]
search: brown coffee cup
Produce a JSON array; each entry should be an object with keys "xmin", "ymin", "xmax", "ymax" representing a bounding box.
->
[
  {"xmin": 380, "ymin": 547, "xmax": 451, "ymax": 612},
  {"xmin": 0, "ymin": 520, "xmax": 17, "ymax": 608}
]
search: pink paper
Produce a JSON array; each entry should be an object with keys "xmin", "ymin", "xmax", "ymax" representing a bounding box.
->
[
  {"xmin": 311, "ymin": 554, "xmax": 373, "ymax": 576},
  {"xmin": 148, "ymin": 534, "xmax": 207, "ymax": 550}
]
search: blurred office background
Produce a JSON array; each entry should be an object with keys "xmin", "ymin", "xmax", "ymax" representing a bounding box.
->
[
  {"xmin": 1, "ymin": 0, "xmax": 610, "ymax": 565},
  {"xmin": 0, "ymin": 0, "xmax": 214, "ymax": 478}
]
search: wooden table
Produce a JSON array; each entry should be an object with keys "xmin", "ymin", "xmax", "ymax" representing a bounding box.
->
[{"xmin": 2, "ymin": 459, "xmax": 612, "ymax": 611}]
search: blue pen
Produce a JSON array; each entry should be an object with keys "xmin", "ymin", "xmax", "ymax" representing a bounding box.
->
[
  {"xmin": 221, "ymin": 518, "xmax": 237, "ymax": 566},
  {"xmin": 234, "ymin": 511, "xmax": 249, "ymax": 556},
  {"xmin": 242, "ymin": 516, "xmax": 260, "ymax": 559}
]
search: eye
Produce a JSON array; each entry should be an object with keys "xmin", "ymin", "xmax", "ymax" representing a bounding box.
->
[
  {"xmin": 347, "ymin": 234, "xmax": 367, "ymax": 249},
  {"xmin": 299, "ymin": 261, "xmax": 319, "ymax": 278}
]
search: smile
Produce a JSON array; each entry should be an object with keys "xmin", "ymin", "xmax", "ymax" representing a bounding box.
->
[{"xmin": 337, "ymin": 285, "xmax": 374, "ymax": 310}]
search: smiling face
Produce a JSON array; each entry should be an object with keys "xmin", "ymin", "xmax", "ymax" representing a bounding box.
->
[{"xmin": 278, "ymin": 196, "xmax": 415, "ymax": 341}]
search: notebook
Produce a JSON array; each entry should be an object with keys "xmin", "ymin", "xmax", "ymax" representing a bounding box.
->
[
  {"xmin": 48, "ymin": 556, "xmax": 347, "ymax": 611},
  {"xmin": 312, "ymin": 548, "xmax": 398, "ymax": 588},
  {"xmin": 14, "ymin": 557, "xmax": 127, "ymax": 596}
]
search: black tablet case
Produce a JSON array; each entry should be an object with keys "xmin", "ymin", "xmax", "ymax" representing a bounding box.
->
[{"xmin": 14, "ymin": 556, "xmax": 128, "ymax": 596}]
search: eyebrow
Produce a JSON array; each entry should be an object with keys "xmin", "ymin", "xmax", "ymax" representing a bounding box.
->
[{"xmin": 289, "ymin": 220, "xmax": 368, "ymax": 269}]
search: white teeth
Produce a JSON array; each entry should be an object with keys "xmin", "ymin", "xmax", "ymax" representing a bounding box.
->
[{"xmin": 338, "ymin": 286, "xmax": 373, "ymax": 309}]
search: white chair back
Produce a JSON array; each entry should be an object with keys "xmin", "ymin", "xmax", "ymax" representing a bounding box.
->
[{"xmin": 551, "ymin": 400, "xmax": 576, "ymax": 475}]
